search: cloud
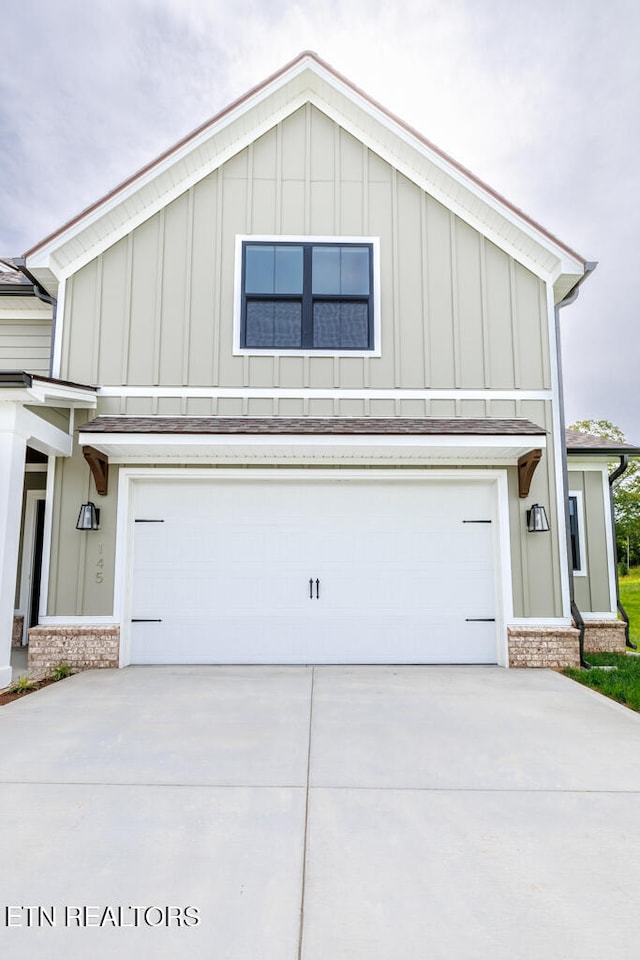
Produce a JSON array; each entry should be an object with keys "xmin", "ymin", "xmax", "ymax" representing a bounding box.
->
[{"xmin": 1, "ymin": 0, "xmax": 638, "ymax": 434}]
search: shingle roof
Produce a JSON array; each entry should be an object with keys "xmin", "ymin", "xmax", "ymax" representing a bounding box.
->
[
  {"xmin": 80, "ymin": 416, "xmax": 546, "ymax": 436},
  {"xmin": 565, "ymin": 428, "xmax": 640, "ymax": 455}
]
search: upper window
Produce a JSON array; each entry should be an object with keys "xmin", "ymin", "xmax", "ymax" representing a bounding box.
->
[{"xmin": 238, "ymin": 240, "xmax": 376, "ymax": 353}]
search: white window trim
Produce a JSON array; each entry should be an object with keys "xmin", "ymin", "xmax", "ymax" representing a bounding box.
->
[
  {"xmin": 233, "ymin": 235, "xmax": 382, "ymax": 357},
  {"xmin": 568, "ymin": 489, "xmax": 587, "ymax": 577}
]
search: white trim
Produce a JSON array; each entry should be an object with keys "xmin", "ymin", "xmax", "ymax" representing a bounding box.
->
[
  {"xmin": 97, "ymin": 386, "xmax": 553, "ymax": 401},
  {"xmin": 27, "ymin": 57, "xmax": 583, "ymax": 293},
  {"xmin": 51, "ymin": 276, "xmax": 65, "ymax": 379},
  {"xmin": 546, "ymin": 283, "xmax": 571, "ymax": 618},
  {"xmin": 14, "ymin": 406, "xmax": 72, "ymax": 457},
  {"xmin": 507, "ymin": 618, "xmax": 574, "ymax": 627},
  {"xmin": 568, "ymin": 489, "xmax": 587, "ymax": 577},
  {"xmin": 38, "ymin": 456, "xmax": 56, "ymax": 620},
  {"xmin": 38, "ymin": 616, "xmax": 118, "ymax": 626},
  {"xmin": 114, "ymin": 466, "xmax": 512, "ymax": 669},
  {"xmin": 25, "ymin": 464, "xmax": 48, "ymax": 473},
  {"xmin": 78, "ymin": 430, "xmax": 545, "ymax": 467},
  {"xmin": 16, "ymin": 490, "xmax": 46, "ymax": 644},
  {"xmin": 232, "ymin": 235, "xmax": 382, "ymax": 358}
]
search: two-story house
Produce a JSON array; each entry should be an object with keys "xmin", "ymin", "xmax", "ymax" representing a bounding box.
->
[{"xmin": 0, "ymin": 52, "xmax": 633, "ymax": 686}]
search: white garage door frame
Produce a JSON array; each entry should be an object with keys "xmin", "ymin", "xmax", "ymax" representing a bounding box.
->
[{"xmin": 114, "ymin": 467, "xmax": 514, "ymax": 667}]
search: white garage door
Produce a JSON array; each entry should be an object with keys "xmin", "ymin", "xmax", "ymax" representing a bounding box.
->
[{"xmin": 128, "ymin": 476, "xmax": 500, "ymax": 664}]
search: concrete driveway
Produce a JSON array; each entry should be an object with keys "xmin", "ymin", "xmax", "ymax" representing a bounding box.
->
[{"xmin": 1, "ymin": 665, "xmax": 640, "ymax": 959}]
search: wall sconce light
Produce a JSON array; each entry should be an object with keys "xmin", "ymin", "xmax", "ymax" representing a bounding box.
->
[
  {"xmin": 526, "ymin": 503, "xmax": 550, "ymax": 533},
  {"xmin": 76, "ymin": 502, "xmax": 100, "ymax": 531}
]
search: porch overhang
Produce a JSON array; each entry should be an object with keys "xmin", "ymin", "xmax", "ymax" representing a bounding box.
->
[{"xmin": 78, "ymin": 416, "xmax": 546, "ymax": 465}]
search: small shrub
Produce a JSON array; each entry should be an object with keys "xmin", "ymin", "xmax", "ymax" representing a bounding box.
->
[
  {"xmin": 48, "ymin": 660, "xmax": 74, "ymax": 682},
  {"xmin": 619, "ymin": 561, "xmax": 629, "ymax": 577},
  {"xmin": 8, "ymin": 674, "xmax": 37, "ymax": 694}
]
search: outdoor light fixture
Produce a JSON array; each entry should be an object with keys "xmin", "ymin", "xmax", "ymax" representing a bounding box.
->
[
  {"xmin": 526, "ymin": 503, "xmax": 550, "ymax": 533},
  {"xmin": 76, "ymin": 501, "xmax": 100, "ymax": 531}
]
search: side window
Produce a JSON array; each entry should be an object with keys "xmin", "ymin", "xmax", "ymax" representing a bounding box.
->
[
  {"xmin": 568, "ymin": 492, "xmax": 586, "ymax": 575},
  {"xmin": 238, "ymin": 239, "xmax": 376, "ymax": 353}
]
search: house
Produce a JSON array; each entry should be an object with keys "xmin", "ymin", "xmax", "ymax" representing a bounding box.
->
[{"xmin": 0, "ymin": 52, "xmax": 634, "ymax": 685}]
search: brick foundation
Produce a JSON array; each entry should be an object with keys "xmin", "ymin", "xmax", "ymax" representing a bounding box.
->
[
  {"xmin": 28, "ymin": 626, "xmax": 120, "ymax": 677},
  {"xmin": 12, "ymin": 615, "xmax": 24, "ymax": 648},
  {"xmin": 508, "ymin": 625, "xmax": 580, "ymax": 668},
  {"xmin": 583, "ymin": 619, "xmax": 627, "ymax": 654}
]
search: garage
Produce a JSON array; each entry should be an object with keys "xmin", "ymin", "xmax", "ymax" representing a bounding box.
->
[{"xmin": 127, "ymin": 474, "xmax": 500, "ymax": 665}]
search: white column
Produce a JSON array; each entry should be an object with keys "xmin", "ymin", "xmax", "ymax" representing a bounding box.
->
[{"xmin": 0, "ymin": 405, "xmax": 27, "ymax": 688}]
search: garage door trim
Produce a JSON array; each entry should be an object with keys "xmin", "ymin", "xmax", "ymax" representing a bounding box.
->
[{"xmin": 114, "ymin": 467, "xmax": 514, "ymax": 667}]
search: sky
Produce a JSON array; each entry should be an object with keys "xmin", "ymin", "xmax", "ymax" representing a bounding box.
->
[{"xmin": 1, "ymin": 0, "xmax": 638, "ymax": 438}]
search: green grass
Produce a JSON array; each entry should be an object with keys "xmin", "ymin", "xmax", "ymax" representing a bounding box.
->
[
  {"xmin": 564, "ymin": 652, "xmax": 640, "ymax": 712},
  {"xmin": 619, "ymin": 566, "xmax": 640, "ymax": 649},
  {"xmin": 563, "ymin": 567, "xmax": 640, "ymax": 711}
]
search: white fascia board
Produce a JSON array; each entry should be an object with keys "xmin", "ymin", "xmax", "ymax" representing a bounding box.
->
[
  {"xmin": 15, "ymin": 406, "xmax": 72, "ymax": 456},
  {"xmin": 78, "ymin": 431, "xmax": 545, "ymax": 464},
  {"xmin": 27, "ymin": 56, "xmax": 583, "ymax": 290},
  {"xmin": 28, "ymin": 379, "xmax": 97, "ymax": 408},
  {"xmin": 0, "ymin": 383, "xmax": 96, "ymax": 409}
]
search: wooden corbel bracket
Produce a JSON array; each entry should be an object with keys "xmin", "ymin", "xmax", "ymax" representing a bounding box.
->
[
  {"xmin": 518, "ymin": 450, "xmax": 542, "ymax": 497},
  {"xmin": 82, "ymin": 445, "xmax": 109, "ymax": 496},
  {"xmin": 517, "ymin": 448, "xmax": 542, "ymax": 499}
]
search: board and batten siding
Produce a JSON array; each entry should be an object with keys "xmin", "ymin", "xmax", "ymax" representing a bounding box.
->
[
  {"xmin": 60, "ymin": 104, "xmax": 551, "ymax": 398},
  {"xmin": 0, "ymin": 318, "xmax": 51, "ymax": 377},
  {"xmin": 568, "ymin": 468, "xmax": 613, "ymax": 614},
  {"xmin": 46, "ymin": 404, "xmax": 564, "ymax": 620}
]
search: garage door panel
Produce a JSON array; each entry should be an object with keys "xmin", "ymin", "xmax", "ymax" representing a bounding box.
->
[{"xmin": 129, "ymin": 477, "xmax": 500, "ymax": 664}]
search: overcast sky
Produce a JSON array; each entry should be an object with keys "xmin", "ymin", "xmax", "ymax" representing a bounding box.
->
[{"xmin": 1, "ymin": 0, "xmax": 638, "ymax": 437}]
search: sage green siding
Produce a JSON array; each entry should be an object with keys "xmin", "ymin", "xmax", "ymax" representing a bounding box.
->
[
  {"xmin": 569, "ymin": 468, "xmax": 614, "ymax": 613},
  {"xmin": 46, "ymin": 405, "xmax": 563, "ymax": 620},
  {"xmin": 60, "ymin": 104, "xmax": 551, "ymax": 397},
  {"xmin": 47, "ymin": 103, "xmax": 564, "ymax": 622},
  {"xmin": 0, "ymin": 318, "xmax": 51, "ymax": 375}
]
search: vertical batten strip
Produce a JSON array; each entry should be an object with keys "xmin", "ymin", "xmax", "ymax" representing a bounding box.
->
[
  {"xmin": 151, "ymin": 209, "xmax": 165, "ymax": 387},
  {"xmin": 479, "ymin": 237, "xmax": 490, "ymax": 389},
  {"xmin": 420, "ymin": 191, "xmax": 431, "ymax": 389},
  {"xmin": 450, "ymin": 214, "xmax": 461, "ymax": 390},
  {"xmin": 122, "ymin": 234, "xmax": 134, "ymax": 387},
  {"xmin": 274, "ymin": 122, "xmax": 283, "ymax": 391},
  {"xmin": 509, "ymin": 258, "xmax": 521, "ymax": 389},
  {"xmin": 212, "ymin": 169, "xmax": 223, "ymax": 390},
  {"xmin": 363, "ymin": 144, "xmax": 370, "ymax": 389},
  {"xmin": 181, "ymin": 187, "xmax": 195, "ymax": 387},
  {"xmin": 93, "ymin": 256, "xmax": 103, "ymax": 386},
  {"xmin": 391, "ymin": 167, "xmax": 400, "ymax": 389},
  {"xmin": 243, "ymin": 145, "xmax": 254, "ymax": 393}
]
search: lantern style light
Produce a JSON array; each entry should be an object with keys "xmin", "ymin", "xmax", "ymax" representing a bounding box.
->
[
  {"xmin": 76, "ymin": 502, "xmax": 100, "ymax": 531},
  {"xmin": 526, "ymin": 503, "xmax": 550, "ymax": 533}
]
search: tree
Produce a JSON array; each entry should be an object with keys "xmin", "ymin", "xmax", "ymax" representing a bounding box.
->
[{"xmin": 569, "ymin": 420, "xmax": 640, "ymax": 567}]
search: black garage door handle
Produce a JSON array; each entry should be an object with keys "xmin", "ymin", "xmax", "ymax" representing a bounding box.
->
[{"xmin": 132, "ymin": 619, "xmax": 163, "ymax": 623}]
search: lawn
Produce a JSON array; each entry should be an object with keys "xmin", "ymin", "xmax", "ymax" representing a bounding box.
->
[
  {"xmin": 619, "ymin": 565, "xmax": 640, "ymax": 649},
  {"xmin": 563, "ymin": 567, "xmax": 640, "ymax": 711}
]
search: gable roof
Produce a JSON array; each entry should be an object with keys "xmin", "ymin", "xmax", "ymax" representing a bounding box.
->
[{"xmin": 24, "ymin": 51, "xmax": 588, "ymax": 303}]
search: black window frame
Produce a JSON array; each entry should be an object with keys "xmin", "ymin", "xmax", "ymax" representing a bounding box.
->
[
  {"xmin": 568, "ymin": 494, "xmax": 582, "ymax": 572},
  {"xmin": 240, "ymin": 240, "xmax": 375, "ymax": 351}
]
